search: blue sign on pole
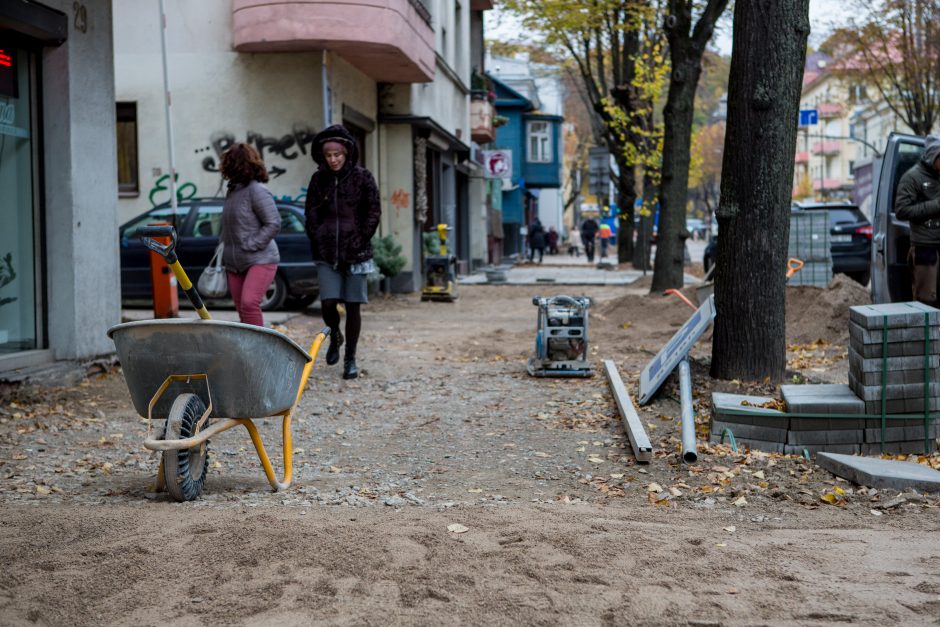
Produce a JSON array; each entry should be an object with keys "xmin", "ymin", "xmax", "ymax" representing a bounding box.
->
[{"xmin": 799, "ymin": 109, "xmax": 818, "ymax": 126}]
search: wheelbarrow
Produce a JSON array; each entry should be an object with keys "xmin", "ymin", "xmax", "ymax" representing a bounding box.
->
[{"xmin": 107, "ymin": 225, "xmax": 328, "ymax": 501}]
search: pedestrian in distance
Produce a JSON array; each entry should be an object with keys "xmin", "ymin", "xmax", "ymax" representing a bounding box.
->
[
  {"xmin": 567, "ymin": 228, "xmax": 582, "ymax": 257},
  {"xmin": 896, "ymin": 133, "xmax": 940, "ymax": 307},
  {"xmin": 598, "ymin": 222, "xmax": 612, "ymax": 259},
  {"xmin": 580, "ymin": 217, "xmax": 599, "ymax": 263},
  {"xmin": 304, "ymin": 125, "xmax": 382, "ymax": 379},
  {"xmin": 546, "ymin": 226, "xmax": 559, "ymax": 255},
  {"xmin": 528, "ymin": 217, "xmax": 546, "ymax": 263},
  {"xmin": 219, "ymin": 143, "xmax": 281, "ymax": 327}
]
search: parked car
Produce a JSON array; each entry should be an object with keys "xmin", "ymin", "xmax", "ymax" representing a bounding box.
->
[
  {"xmin": 792, "ymin": 201, "xmax": 872, "ymax": 285},
  {"xmin": 871, "ymin": 132, "xmax": 926, "ymax": 303},
  {"xmin": 119, "ymin": 198, "xmax": 318, "ymax": 310},
  {"xmin": 701, "ymin": 203, "xmax": 872, "ymax": 285}
]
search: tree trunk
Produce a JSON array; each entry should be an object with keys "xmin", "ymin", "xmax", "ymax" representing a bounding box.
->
[
  {"xmin": 633, "ymin": 173, "xmax": 657, "ymax": 271},
  {"xmin": 710, "ymin": 0, "xmax": 810, "ymax": 382},
  {"xmin": 651, "ymin": 0, "xmax": 729, "ymax": 292},
  {"xmin": 616, "ymin": 160, "xmax": 637, "ymax": 263}
]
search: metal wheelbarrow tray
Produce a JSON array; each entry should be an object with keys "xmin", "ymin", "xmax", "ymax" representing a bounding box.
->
[{"xmin": 108, "ymin": 318, "xmax": 327, "ymax": 501}]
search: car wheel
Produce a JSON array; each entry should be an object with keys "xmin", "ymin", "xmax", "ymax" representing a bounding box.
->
[
  {"xmin": 260, "ymin": 274, "xmax": 288, "ymax": 311},
  {"xmin": 847, "ymin": 270, "xmax": 870, "ymax": 286},
  {"xmin": 286, "ymin": 292, "xmax": 318, "ymax": 310}
]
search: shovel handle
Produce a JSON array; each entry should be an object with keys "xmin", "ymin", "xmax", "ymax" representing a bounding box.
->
[{"xmin": 137, "ymin": 225, "xmax": 178, "ymax": 264}]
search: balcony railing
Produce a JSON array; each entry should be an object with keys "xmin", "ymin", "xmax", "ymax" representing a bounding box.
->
[
  {"xmin": 795, "ymin": 151, "xmax": 809, "ymax": 164},
  {"xmin": 811, "ymin": 140, "xmax": 842, "ymax": 156},
  {"xmin": 232, "ymin": 0, "xmax": 435, "ymax": 83},
  {"xmin": 470, "ymin": 92, "xmax": 495, "ymax": 144}
]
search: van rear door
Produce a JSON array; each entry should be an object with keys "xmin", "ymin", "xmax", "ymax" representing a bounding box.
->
[{"xmin": 871, "ymin": 133, "xmax": 925, "ymax": 303}]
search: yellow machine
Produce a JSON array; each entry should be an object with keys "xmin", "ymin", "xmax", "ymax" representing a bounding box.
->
[{"xmin": 421, "ymin": 223, "xmax": 459, "ymax": 302}]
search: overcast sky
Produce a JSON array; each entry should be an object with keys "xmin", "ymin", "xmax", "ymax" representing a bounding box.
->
[{"xmin": 485, "ymin": 1, "xmax": 849, "ymax": 57}]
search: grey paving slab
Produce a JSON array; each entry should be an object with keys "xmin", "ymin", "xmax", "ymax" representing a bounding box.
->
[
  {"xmin": 851, "ymin": 339, "xmax": 940, "ymax": 358},
  {"xmin": 848, "ymin": 352, "xmax": 940, "ymax": 373},
  {"xmin": 850, "ymin": 366, "xmax": 940, "ymax": 387},
  {"xmin": 708, "ymin": 434, "xmax": 784, "ymax": 454},
  {"xmin": 859, "ymin": 441, "xmax": 939, "ymax": 455},
  {"xmin": 849, "ymin": 302, "xmax": 940, "ymax": 329},
  {"xmin": 710, "ymin": 393, "xmax": 789, "ymax": 429},
  {"xmin": 864, "ymin": 422, "xmax": 940, "ymax": 443},
  {"xmin": 849, "ymin": 320, "xmax": 940, "ymax": 344},
  {"xmin": 816, "ymin": 451, "xmax": 940, "ymax": 491},
  {"xmin": 862, "ymin": 396, "xmax": 940, "ymax": 414},
  {"xmin": 709, "ymin": 420, "xmax": 788, "ymax": 443},
  {"xmin": 784, "ymin": 443, "xmax": 860, "ymax": 456},
  {"xmin": 782, "ymin": 384, "xmax": 864, "ymax": 425},
  {"xmin": 848, "ymin": 375, "xmax": 940, "ymax": 401},
  {"xmin": 786, "ymin": 428, "xmax": 865, "ymax": 445}
]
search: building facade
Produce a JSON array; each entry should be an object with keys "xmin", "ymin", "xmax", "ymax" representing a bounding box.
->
[
  {"xmin": 1, "ymin": 0, "xmax": 120, "ymax": 373},
  {"xmin": 114, "ymin": 0, "xmax": 490, "ymax": 293}
]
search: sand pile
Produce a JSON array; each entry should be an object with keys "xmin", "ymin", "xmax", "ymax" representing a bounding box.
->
[{"xmin": 785, "ymin": 274, "xmax": 871, "ymax": 345}]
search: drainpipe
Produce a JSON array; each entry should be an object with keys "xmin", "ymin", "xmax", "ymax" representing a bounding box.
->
[
  {"xmin": 322, "ymin": 50, "xmax": 331, "ymax": 128},
  {"xmin": 158, "ymin": 0, "xmax": 177, "ymax": 215}
]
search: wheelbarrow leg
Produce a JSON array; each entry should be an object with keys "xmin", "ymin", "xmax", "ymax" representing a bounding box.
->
[{"xmin": 238, "ymin": 415, "xmax": 294, "ymax": 491}]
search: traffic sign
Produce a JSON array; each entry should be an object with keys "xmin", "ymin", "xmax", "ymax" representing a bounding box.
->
[
  {"xmin": 799, "ymin": 109, "xmax": 818, "ymax": 127},
  {"xmin": 638, "ymin": 294, "xmax": 716, "ymax": 405}
]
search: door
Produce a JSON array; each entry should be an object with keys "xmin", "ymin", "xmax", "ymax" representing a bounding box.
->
[{"xmin": 871, "ymin": 133, "xmax": 925, "ymax": 304}]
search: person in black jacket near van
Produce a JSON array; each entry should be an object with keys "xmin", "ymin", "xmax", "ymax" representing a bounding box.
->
[
  {"xmin": 896, "ymin": 134, "xmax": 940, "ymax": 306},
  {"xmin": 304, "ymin": 125, "xmax": 381, "ymax": 379}
]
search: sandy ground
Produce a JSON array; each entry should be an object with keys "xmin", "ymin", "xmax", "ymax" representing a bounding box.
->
[{"xmin": 2, "ymin": 275, "xmax": 940, "ymax": 625}]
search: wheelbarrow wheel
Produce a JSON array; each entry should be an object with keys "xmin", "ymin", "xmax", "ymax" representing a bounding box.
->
[{"xmin": 162, "ymin": 393, "xmax": 210, "ymax": 502}]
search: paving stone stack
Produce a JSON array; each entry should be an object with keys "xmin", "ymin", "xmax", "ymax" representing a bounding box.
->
[
  {"xmin": 788, "ymin": 210, "xmax": 831, "ymax": 287},
  {"xmin": 848, "ymin": 302, "xmax": 940, "ymax": 453}
]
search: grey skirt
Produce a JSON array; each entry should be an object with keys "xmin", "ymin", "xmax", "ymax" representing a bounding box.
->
[{"xmin": 316, "ymin": 262, "xmax": 369, "ymax": 303}]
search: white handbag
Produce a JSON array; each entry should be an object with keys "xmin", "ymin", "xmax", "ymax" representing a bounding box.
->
[{"xmin": 197, "ymin": 242, "xmax": 228, "ymax": 298}]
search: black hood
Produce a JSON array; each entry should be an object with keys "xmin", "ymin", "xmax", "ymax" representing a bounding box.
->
[{"xmin": 312, "ymin": 125, "xmax": 360, "ymax": 173}]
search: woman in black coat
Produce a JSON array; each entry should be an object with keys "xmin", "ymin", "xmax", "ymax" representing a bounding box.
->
[{"xmin": 304, "ymin": 125, "xmax": 381, "ymax": 379}]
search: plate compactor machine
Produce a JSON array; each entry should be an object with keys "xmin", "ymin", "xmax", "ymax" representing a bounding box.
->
[
  {"xmin": 421, "ymin": 223, "xmax": 459, "ymax": 302},
  {"xmin": 526, "ymin": 295, "xmax": 593, "ymax": 377}
]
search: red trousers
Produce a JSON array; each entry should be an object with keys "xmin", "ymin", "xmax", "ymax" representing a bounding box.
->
[{"xmin": 226, "ymin": 263, "xmax": 277, "ymax": 326}]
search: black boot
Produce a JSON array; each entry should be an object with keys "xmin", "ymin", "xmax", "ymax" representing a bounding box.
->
[
  {"xmin": 342, "ymin": 354, "xmax": 359, "ymax": 380},
  {"xmin": 326, "ymin": 329, "xmax": 344, "ymax": 366}
]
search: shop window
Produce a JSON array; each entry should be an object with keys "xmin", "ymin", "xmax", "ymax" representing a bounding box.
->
[
  {"xmin": 116, "ymin": 102, "xmax": 138, "ymax": 196},
  {"xmin": 527, "ymin": 121, "xmax": 551, "ymax": 163}
]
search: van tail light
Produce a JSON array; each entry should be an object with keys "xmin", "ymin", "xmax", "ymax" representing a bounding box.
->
[{"xmin": 855, "ymin": 225, "xmax": 873, "ymax": 239}]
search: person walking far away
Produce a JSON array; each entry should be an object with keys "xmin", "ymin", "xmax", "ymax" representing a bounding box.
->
[
  {"xmin": 896, "ymin": 134, "xmax": 940, "ymax": 307},
  {"xmin": 305, "ymin": 125, "xmax": 381, "ymax": 379},
  {"xmin": 580, "ymin": 217, "xmax": 599, "ymax": 263},
  {"xmin": 567, "ymin": 228, "xmax": 582, "ymax": 257},
  {"xmin": 546, "ymin": 226, "xmax": 559, "ymax": 255},
  {"xmin": 598, "ymin": 222, "xmax": 612, "ymax": 259},
  {"xmin": 219, "ymin": 143, "xmax": 281, "ymax": 327},
  {"xmin": 528, "ymin": 218, "xmax": 546, "ymax": 263}
]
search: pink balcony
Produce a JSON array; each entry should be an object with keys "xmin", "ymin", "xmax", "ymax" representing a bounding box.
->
[
  {"xmin": 811, "ymin": 140, "xmax": 842, "ymax": 156},
  {"xmin": 813, "ymin": 178, "xmax": 845, "ymax": 191},
  {"xmin": 470, "ymin": 97, "xmax": 495, "ymax": 144},
  {"xmin": 818, "ymin": 102, "xmax": 843, "ymax": 118},
  {"xmin": 795, "ymin": 151, "xmax": 809, "ymax": 164},
  {"xmin": 232, "ymin": 0, "xmax": 435, "ymax": 83}
]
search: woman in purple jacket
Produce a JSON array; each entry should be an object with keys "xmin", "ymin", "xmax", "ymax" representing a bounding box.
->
[
  {"xmin": 219, "ymin": 143, "xmax": 281, "ymax": 327},
  {"xmin": 304, "ymin": 125, "xmax": 381, "ymax": 379}
]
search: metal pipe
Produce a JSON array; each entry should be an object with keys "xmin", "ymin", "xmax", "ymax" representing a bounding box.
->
[
  {"xmin": 678, "ymin": 359, "xmax": 698, "ymax": 464},
  {"xmin": 158, "ymin": 0, "xmax": 178, "ymax": 213}
]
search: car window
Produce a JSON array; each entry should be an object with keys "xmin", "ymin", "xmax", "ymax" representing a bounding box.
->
[
  {"xmin": 122, "ymin": 205, "xmax": 190, "ymax": 239},
  {"xmin": 279, "ymin": 208, "xmax": 305, "ymax": 234},
  {"xmin": 190, "ymin": 204, "xmax": 224, "ymax": 237},
  {"xmin": 890, "ymin": 144, "xmax": 924, "ymax": 213},
  {"xmin": 826, "ymin": 208, "xmax": 865, "ymax": 226}
]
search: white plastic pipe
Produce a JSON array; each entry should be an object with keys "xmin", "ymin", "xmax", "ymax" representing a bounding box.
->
[
  {"xmin": 679, "ymin": 359, "xmax": 698, "ymax": 464},
  {"xmin": 158, "ymin": 0, "xmax": 178, "ymax": 213}
]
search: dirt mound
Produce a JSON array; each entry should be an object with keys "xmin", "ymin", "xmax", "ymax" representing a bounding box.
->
[{"xmin": 786, "ymin": 274, "xmax": 871, "ymax": 345}]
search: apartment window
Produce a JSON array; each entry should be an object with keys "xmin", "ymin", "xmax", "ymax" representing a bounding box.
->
[
  {"xmin": 116, "ymin": 102, "xmax": 139, "ymax": 196},
  {"xmin": 527, "ymin": 121, "xmax": 551, "ymax": 163}
]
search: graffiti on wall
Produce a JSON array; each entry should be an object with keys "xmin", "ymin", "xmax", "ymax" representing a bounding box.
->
[
  {"xmin": 198, "ymin": 125, "xmax": 318, "ymax": 180},
  {"xmin": 148, "ymin": 173, "xmax": 198, "ymax": 207}
]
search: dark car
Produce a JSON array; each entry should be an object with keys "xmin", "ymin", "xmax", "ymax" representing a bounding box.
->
[
  {"xmin": 701, "ymin": 204, "xmax": 872, "ymax": 284},
  {"xmin": 792, "ymin": 202, "xmax": 872, "ymax": 285},
  {"xmin": 119, "ymin": 198, "xmax": 318, "ymax": 310}
]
